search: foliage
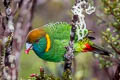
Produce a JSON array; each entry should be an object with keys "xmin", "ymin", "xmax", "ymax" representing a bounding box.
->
[
  {"xmin": 102, "ymin": 0, "xmax": 120, "ymax": 51},
  {"xmin": 98, "ymin": 0, "xmax": 120, "ymax": 79},
  {"xmin": 28, "ymin": 68, "xmax": 72, "ymax": 80},
  {"xmin": 92, "ymin": 0, "xmax": 120, "ymax": 69}
]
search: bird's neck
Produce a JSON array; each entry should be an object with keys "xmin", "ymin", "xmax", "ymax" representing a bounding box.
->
[
  {"xmin": 32, "ymin": 34, "xmax": 51, "ymax": 56},
  {"xmin": 33, "ymin": 37, "xmax": 47, "ymax": 55}
]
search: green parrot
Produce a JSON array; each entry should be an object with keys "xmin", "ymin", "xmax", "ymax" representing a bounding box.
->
[{"xmin": 25, "ymin": 22, "xmax": 111, "ymax": 62}]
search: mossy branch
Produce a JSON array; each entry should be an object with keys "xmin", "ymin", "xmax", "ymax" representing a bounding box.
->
[{"xmin": 0, "ymin": 0, "xmax": 36, "ymax": 79}]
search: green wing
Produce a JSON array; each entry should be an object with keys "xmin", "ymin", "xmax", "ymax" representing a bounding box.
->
[
  {"xmin": 42, "ymin": 22, "xmax": 72, "ymax": 62},
  {"xmin": 44, "ymin": 22, "xmax": 71, "ymax": 40}
]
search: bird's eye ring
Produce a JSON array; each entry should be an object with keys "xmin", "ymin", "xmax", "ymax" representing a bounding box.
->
[{"xmin": 35, "ymin": 39, "xmax": 39, "ymax": 43}]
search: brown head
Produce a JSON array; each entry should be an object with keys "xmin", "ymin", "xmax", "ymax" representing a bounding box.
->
[
  {"xmin": 27, "ymin": 28, "xmax": 46, "ymax": 43},
  {"xmin": 25, "ymin": 28, "xmax": 46, "ymax": 54}
]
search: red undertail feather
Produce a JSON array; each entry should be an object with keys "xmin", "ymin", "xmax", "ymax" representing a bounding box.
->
[{"xmin": 82, "ymin": 43, "xmax": 94, "ymax": 52}]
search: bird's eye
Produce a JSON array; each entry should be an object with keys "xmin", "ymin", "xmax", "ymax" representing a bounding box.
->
[{"xmin": 35, "ymin": 39, "xmax": 39, "ymax": 43}]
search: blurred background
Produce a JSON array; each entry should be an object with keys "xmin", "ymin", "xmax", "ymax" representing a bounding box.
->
[
  {"xmin": 19, "ymin": 0, "xmax": 109, "ymax": 80},
  {"xmin": 0, "ymin": 0, "xmax": 114, "ymax": 80}
]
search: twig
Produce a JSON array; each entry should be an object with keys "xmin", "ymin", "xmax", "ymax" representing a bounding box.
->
[
  {"xmin": 102, "ymin": 56, "xmax": 120, "ymax": 65},
  {"xmin": 103, "ymin": 32, "xmax": 120, "ymax": 55},
  {"xmin": 12, "ymin": 0, "xmax": 20, "ymax": 16},
  {"xmin": 110, "ymin": 43, "xmax": 120, "ymax": 55},
  {"xmin": 64, "ymin": 0, "xmax": 79, "ymax": 71}
]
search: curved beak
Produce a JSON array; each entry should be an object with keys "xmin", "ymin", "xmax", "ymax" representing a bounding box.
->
[{"xmin": 25, "ymin": 43, "xmax": 33, "ymax": 54}]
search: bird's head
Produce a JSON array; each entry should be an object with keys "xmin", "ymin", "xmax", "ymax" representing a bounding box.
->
[{"xmin": 25, "ymin": 28, "xmax": 46, "ymax": 54}]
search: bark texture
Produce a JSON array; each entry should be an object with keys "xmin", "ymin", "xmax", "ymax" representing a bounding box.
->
[{"xmin": 0, "ymin": 0, "xmax": 36, "ymax": 79}]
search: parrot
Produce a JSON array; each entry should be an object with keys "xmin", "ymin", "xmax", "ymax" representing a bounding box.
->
[{"xmin": 25, "ymin": 22, "xmax": 111, "ymax": 62}]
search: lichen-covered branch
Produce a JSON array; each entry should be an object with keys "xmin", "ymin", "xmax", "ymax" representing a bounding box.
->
[
  {"xmin": 64, "ymin": 0, "xmax": 78, "ymax": 72},
  {"xmin": 64, "ymin": 15, "xmax": 78, "ymax": 71},
  {"xmin": 1, "ymin": 0, "xmax": 15, "ymax": 79},
  {"xmin": 0, "ymin": 11, "xmax": 5, "ymax": 80},
  {"xmin": 0, "ymin": 0, "xmax": 36, "ymax": 79},
  {"xmin": 64, "ymin": 0, "xmax": 95, "ymax": 72}
]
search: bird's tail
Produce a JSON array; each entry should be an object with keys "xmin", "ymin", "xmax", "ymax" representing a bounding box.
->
[
  {"xmin": 91, "ymin": 44, "xmax": 112, "ymax": 56},
  {"xmin": 74, "ymin": 43, "xmax": 112, "ymax": 56}
]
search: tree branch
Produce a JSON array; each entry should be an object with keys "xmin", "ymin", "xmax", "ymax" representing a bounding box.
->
[
  {"xmin": 64, "ymin": 0, "xmax": 90, "ymax": 72},
  {"xmin": 12, "ymin": 0, "xmax": 36, "ymax": 59},
  {"xmin": 64, "ymin": 15, "xmax": 78, "ymax": 71},
  {"xmin": 0, "ymin": 0, "xmax": 36, "ymax": 79},
  {"xmin": 64, "ymin": 0, "xmax": 79, "ymax": 71},
  {"xmin": 0, "ymin": 11, "xmax": 5, "ymax": 80}
]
